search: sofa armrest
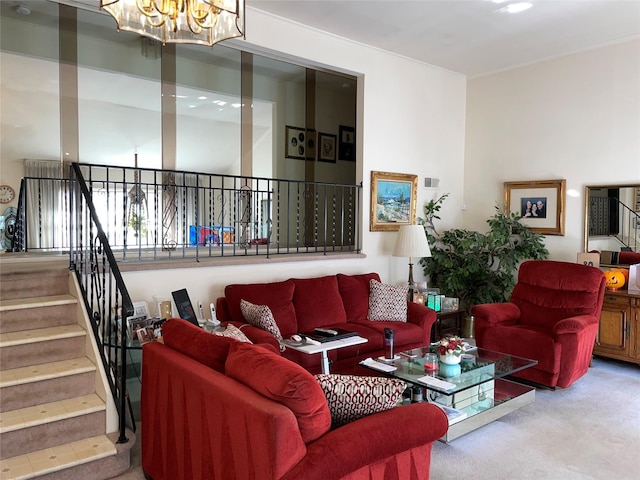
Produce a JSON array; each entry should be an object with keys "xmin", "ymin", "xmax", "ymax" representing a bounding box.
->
[
  {"xmin": 215, "ymin": 296, "xmax": 231, "ymax": 322},
  {"xmin": 282, "ymin": 402, "xmax": 448, "ymax": 480},
  {"xmin": 406, "ymin": 301, "xmax": 437, "ymax": 345},
  {"xmin": 227, "ymin": 321, "xmax": 281, "ymax": 353},
  {"xmin": 553, "ymin": 315, "xmax": 599, "ymax": 335},
  {"xmin": 472, "ymin": 302, "xmax": 520, "ymax": 326},
  {"xmin": 472, "ymin": 303, "xmax": 520, "ymax": 345}
]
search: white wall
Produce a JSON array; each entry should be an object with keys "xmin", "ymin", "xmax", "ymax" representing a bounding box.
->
[
  {"xmin": 464, "ymin": 39, "xmax": 640, "ymax": 262},
  {"xmin": 122, "ymin": 8, "xmax": 467, "ymax": 311}
]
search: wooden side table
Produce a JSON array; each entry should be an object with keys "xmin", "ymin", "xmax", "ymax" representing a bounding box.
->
[{"xmin": 431, "ymin": 309, "xmax": 464, "ymax": 342}]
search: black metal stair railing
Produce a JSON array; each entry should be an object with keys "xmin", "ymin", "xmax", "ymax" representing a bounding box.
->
[
  {"xmin": 69, "ymin": 163, "xmax": 133, "ymax": 444},
  {"xmin": 10, "ymin": 163, "xmax": 362, "ymax": 259}
]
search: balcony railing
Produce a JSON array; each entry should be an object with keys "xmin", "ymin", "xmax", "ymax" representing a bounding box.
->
[
  {"xmin": 589, "ymin": 196, "xmax": 640, "ymax": 252},
  {"xmin": 11, "ymin": 163, "xmax": 362, "ymax": 261}
]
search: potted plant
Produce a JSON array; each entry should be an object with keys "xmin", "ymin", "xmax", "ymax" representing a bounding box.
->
[{"xmin": 418, "ymin": 194, "xmax": 549, "ymax": 314}]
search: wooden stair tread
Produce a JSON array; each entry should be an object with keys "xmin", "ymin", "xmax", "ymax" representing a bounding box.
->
[
  {"xmin": 0, "ymin": 357, "xmax": 96, "ymax": 389},
  {"xmin": 0, "ymin": 325, "xmax": 85, "ymax": 348},
  {"xmin": 0, "ymin": 294, "xmax": 77, "ymax": 312},
  {"xmin": 0, "ymin": 393, "xmax": 105, "ymax": 434},
  {"xmin": 0, "ymin": 434, "xmax": 116, "ymax": 480}
]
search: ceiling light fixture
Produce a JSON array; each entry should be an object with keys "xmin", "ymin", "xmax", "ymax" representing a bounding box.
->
[
  {"xmin": 100, "ymin": 0, "xmax": 245, "ymax": 47},
  {"xmin": 497, "ymin": 2, "xmax": 533, "ymax": 14}
]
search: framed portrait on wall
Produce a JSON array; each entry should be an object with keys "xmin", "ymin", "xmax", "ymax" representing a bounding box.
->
[
  {"xmin": 504, "ymin": 179, "xmax": 566, "ymax": 235},
  {"xmin": 318, "ymin": 133, "xmax": 337, "ymax": 163},
  {"xmin": 370, "ymin": 171, "xmax": 418, "ymax": 231},
  {"xmin": 338, "ymin": 125, "xmax": 355, "ymax": 161}
]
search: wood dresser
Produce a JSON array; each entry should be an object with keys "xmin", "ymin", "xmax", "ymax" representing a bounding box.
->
[{"xmin": 593, "ymin": 289, "xmax": 640, "ymax": 365}]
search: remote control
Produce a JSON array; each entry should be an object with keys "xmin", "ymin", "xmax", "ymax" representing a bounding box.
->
[{"xmin": 315, "ymin": 328, "xmax": 339, "ymax": 336}]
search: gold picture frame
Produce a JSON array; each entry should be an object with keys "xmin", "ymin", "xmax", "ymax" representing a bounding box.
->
[
  {"xmin": 370, "ymin": 171, "xmax": 418, "ymax": 231},
  {"xmin": 504, "ymin": 179, "xmax": 566, "ymax": 236}
]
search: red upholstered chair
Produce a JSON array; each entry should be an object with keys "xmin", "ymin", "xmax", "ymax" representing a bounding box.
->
[{"xmin": 472, "ymin": 260, "xmax": 606, "ymax": 389}]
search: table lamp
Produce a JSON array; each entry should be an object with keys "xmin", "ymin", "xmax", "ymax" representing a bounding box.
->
[{"xmin": 392, "ymin": 224, "xmax": 432, "ymax": 288}]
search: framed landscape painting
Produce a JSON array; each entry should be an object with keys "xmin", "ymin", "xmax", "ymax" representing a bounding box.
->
[
  {"xmin": 370, "ymin": 171, "xmax": 418, "ymax": 231},
  {"xmin": 504, "ymin": 179, "xmax": 566, "ymax": 235}
]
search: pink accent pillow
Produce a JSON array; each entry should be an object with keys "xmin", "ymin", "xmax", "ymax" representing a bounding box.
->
[
  {"xmin": 314, "ymin": 374, "xmax": 406, "ymax": 427},
  {"xmin": 224, "ymin": 280, "xmax": 298, "ymax": 336},
  {"xmin": 368, "ymin": 279, "xmax": 408, "ymax": 321},
  {"xmin": 225, "ymin": 342, "xmax": 331, "ymax": 444},
  {"xmin": 337, "ymin": 273, "xmax": 381, "ymax": 321}
]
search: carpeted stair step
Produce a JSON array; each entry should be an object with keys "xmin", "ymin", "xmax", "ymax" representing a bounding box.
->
[
  {"xmin": 0, "ymin": 433, "xmax": 122, "ymax": 480},
  {"xmin": 0, "ymin": 264, "xmax": 70, "ymax": 301},
  {"xmin": 0, "ymin": 357, "xmax": 96, "ymax": 413},
  {"xmin": 0, "ymin": 325, "xmax": 86, "ymax": 371},
  {"xmin": 0, "ymin": 393, "xmax": 106, "ymax": 460},
  {"xmin": 0, "ymin": 294, "xmax": 78, "ymax": 333}
]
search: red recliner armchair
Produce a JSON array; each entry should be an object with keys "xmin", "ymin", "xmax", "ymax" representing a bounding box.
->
[{"xmin": 472, "ymin": 260, "xmax": 606, "ymax": 388}]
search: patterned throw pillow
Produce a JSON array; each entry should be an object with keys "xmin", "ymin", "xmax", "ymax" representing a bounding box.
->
[
  {"xmin": 314, "ymin": 374, "xmax": 407, "ymax": 427},
  {"xmin": 240, "ymin": 299, "xmax": 284, "ymax": 341},
  {"xmin": 212, "ymin": 324, "xmax": 253, "ymax": 344},
  {"xmin": 367, "ymin": 279, "xmax": 408, "ymax": 321}
]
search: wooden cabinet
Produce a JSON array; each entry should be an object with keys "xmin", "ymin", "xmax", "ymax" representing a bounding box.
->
[
  {"xmin": 431, "ymin": 309, "xmax": 464, "ymax": 342},
  {"xmin": 593, "ymin": 290, "xmax": 640, "ymax": 364}
]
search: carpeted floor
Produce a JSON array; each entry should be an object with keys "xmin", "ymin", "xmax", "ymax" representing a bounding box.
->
[
  {"xmin": 430, "ymin": 356, "xmax": 640, "ymax": 479},
  {"xmin": 113, "ymin": 357, "xmax": 640, "ymax": 479}
]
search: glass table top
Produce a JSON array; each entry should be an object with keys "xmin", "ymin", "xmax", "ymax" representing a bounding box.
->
[{"xmin": 362, "ymin": 346, "xmax": 537, "ymax": 396}]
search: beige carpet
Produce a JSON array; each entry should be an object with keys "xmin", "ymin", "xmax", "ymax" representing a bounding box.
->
[{"xmin": 114, "ymin": 357, "xmax": 639, "ymax": 479}]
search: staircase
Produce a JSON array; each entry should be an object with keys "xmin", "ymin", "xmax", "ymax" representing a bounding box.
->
[{"xmin": 0, "ymin": 256, "xmax": 133, "ymax": 480}]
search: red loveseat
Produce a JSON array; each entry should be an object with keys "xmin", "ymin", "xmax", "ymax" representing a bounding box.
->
[
  {"xmin": 215, "ymin": 273, "xmax": 437, "ymax": 373},
  {"xmin": 142, "ymin": 319, "xmax": 448, "ymax": 480},
  {"xmin": 472, "ymin": 260, "xmax": 606, "ymax": 388}
]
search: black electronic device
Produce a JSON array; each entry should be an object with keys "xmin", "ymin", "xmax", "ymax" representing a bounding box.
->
[
  {"xmin": 171, "ymin": 289, "xmax": 199, "ymax": 327},
  {"xmin": 303, "ymin": 328, "xmax": 358, "ymax": 343}
]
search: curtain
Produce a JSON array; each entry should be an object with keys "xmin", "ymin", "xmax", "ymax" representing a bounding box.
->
[{"xmin": 24, "ymin": 160, "xmax": 64, "ymax": 249}]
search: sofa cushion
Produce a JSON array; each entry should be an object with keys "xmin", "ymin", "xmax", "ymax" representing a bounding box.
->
[
  {"xmin": 224, "ymin": 280, "xmax": 298, "ymax": 336},
  {"xmin": 162, "ymin": 318, "xmax": 236, "ymax": 373},
  {"xmin": 314, "ymin": 374, "xmax": 406, "ymax": 427},
  {"xmin": 225, "ymin": 342, "xmax": 332, "ymax": 444},
  {"xmin": 368, "ymin": 279, "xmax": 408, "ymax": 321},
  {"xmin": 292, "ymin": 275, "xmax": 347, "ymax": 331},
  {"xmin": 337, "ymin": 273, "xmax": 381, "ymax": 321},
  {"xmin": 240, "ymin": 300, "xmax": 284, "ymax": 342},
  {"xmin": 212, "ymin": 323, "xmax": 253, "ymax": 344}
]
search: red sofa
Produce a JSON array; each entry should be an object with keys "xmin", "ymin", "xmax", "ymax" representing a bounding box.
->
[
  {"xmin": 472, "ymin": 260, "xmax": 606, "ymax": 388},
  {"xmin": 215, "ymin": 273, "xmax": 437, "ymax": 373},
  {"xmin": 141, "ymin": 319, "xmax": 448, "ymax": 480}
]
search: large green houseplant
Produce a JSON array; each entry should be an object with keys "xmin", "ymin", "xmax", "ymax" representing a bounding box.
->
[{"xmin": 418, "ymin": 194, "xmax": 549, "ymax": 312}]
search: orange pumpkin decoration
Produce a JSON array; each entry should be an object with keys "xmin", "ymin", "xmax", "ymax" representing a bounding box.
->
[
  {"xmin": 605, "ymin": 270, "xmax": 626, "ymax": 290},
  {"xmin": 613, "ymin": 268, "xmax": 629, "ymax": 284}
]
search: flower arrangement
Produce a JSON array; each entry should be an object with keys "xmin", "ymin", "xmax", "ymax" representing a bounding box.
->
[{"xmin": 437, "ymin": 336, "xmax": 464, "ymax": 356}]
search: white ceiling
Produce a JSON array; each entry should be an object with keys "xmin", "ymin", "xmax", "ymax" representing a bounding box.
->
[{"xmin": 250, "ymin": 0, "xmax": 640, "ymax": 77}]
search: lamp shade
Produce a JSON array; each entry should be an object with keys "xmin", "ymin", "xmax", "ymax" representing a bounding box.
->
[{"xmin": 392, "ymin": 225, "xmax": 432, "ymax": 258}]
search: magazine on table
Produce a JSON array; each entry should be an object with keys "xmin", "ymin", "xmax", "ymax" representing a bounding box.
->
[{"xmin": 436, "ymin": 404, "xmax": 467, "ymax": 425}]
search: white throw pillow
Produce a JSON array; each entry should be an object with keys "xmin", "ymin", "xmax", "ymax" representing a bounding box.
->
[{"xmin": 367, "ymin": 279, "xmax": 408, "ymax": 321}]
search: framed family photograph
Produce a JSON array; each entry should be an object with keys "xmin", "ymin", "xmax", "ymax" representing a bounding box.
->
[
  {"xmin": 285, "ymin": 125, "xmax": 307, "ymax": 160},
  {"xmin": 370, "ymin": 171, "xmax": 418, "ymax": 231},
  {"xmin": 504, "ymin": 179, "xmax": 566, "ymax": 236},
  {"xmin": 318, "ymin": 133, "xmax": 337, "ymax": 163}
]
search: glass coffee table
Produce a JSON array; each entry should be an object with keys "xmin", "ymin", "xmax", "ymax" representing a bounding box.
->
[{"xmin": 361, "ymin": 345, "xmax": 537, "ymax": 443}]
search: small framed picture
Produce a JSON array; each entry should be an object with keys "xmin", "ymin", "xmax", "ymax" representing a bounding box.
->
[
  {"xmin": 318, "ymin": 132, "xmax": 337, "ymax": 163},
  {"xmin": 306, "ymin": 129, "xmax": 317, "ymax": 160},
  {"xmin": 338, "ymin": 125, "xmax": 355, "ymax": 161},
  {"xmin": 285, "ymin": 125, "xmax": 306, "ymax": 159}
]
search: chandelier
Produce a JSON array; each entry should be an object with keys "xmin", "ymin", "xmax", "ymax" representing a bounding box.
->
[{"xmin": 100, "ymin": 0, "xmax": 245, "ymax": 47}]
